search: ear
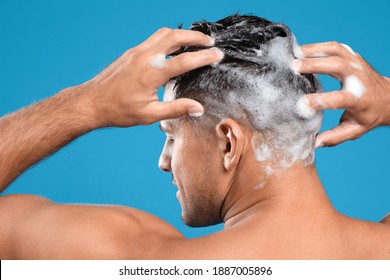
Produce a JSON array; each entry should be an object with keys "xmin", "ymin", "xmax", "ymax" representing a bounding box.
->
[{"xmin": 216, "ymin": 119, "xmax": 245, "ymax": 171}]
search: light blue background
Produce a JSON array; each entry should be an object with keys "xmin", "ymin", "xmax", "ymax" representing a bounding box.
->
[{"xmin": 0, "ymin": 0, "xmax": 389, "ymax": 238}]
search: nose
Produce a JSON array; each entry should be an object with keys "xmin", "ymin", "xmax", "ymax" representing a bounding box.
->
[{"xmin": 158, "ymin": 151, "xmax": 171, "ymax": 173}]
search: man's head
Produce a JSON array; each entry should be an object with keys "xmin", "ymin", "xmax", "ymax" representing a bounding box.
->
[{"xmin": 159, "ymin": 14, "xmax": 323, "ymax": 227}]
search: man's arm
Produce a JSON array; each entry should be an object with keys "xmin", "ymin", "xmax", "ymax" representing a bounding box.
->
[
  {"xmin": 0, "ymin": 194, "xmax": 186, "ymax": 259},
  {"xmin": 0, "ymin": 88, "xmax": 96, "ymax": 192},
  {"xmin": 0, "ymin": 28, "xmax": 222, "ymax": 193},
  {"xmin": 293, "ymin": 41, "xmax": 390, "ymax": 147}
]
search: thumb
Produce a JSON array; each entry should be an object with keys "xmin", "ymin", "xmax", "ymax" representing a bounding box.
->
[{"xmin": 150, "ymin": 98, "xmax": 204, "ymax": 122}]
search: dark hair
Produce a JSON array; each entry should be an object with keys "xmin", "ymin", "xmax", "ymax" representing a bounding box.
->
[{"xmin": 169, "ymin": 14, "xmax": 321, "ymax": 131}]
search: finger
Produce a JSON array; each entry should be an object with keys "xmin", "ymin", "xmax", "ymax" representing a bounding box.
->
[
  {"xmin": 165, "ymin": 48, "xmax": 224, "ymax": 78},
  {"xmin": 135, "ymin": 27, "xmax": 172, "ymax": 51},
  {"xmin": 301, "ymin": 41, "xmax": 358, "ymax": 59},
  {"xmin": 306, "ymin": 91, "xmax": 358, "ymax": 110},
  {"xmin": 315, "ymin": 121, "xmax": 365, "ymax": 148},
  {"xmin": 147, "ymin": 98, "xmax": 205, "ymax": 123},
  {"xmin": 150, "ymin": 29, "xmax": 214, "ymax": 55},
  {"xmin": 293, "ymin": 57, "xmax": 354, "ymax": 80}
]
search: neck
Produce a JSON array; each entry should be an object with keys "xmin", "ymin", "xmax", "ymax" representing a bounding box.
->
[{"xmin": 222, "ymin": 161, "xmax": 335, "ymax": 228}]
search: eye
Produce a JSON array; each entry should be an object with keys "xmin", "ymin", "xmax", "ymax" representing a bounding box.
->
[{"xmin": 167, "ymin": 137, "xmax": 174, "ymax": 145}]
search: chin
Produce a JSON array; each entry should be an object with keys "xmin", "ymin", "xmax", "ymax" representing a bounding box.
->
[{"xmin": 181, "ymin": 210, "xmax": 223, "ymax": 228}]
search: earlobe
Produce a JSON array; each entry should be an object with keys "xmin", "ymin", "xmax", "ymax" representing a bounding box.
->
[{"xmin": 216, "ymin": 119, "xmax": 244, "ymax": 171}]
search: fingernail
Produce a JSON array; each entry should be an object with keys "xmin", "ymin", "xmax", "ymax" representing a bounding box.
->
[
  {"xmin": 296, "ymin": 96, "xmax": 316, "ymax": 119},
  {"xmin": 207, "ymin": 36, "xmax": 215, "ymax": 46},
  {"xmin": 315, "ymin": 139, "xmax": 324, "ymax": 149},
  {"xmin": 309, "ymin": 95, "xmax": 325, "ymax": 110},
  {"xmin": 291, "ymin": 59, "xmax": 302, "ymax": 73},
  {"xmin": 212, "ymin": 47, "xmax": 224, "ymax": 60},
  {"xmin": 189, "ymin": 106, "xmax": 204, "ymax": 117},
  {"xmin": 340, "ymin": 43, "xmax": 356, "ymax": 57},
  {"xmin": 314, "ymin": 95, "xmax": 324, "ymax": 109}
]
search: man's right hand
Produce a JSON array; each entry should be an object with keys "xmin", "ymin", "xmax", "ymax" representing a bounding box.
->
[
  {"xmin": 293, "ymin": 42, "xmax": 390, "ymax": 147},
  {"xmin": 0, "ymin": 28, "xmax": 222, "ymax": 192},
  {"xmin": 79, "ymin": 28, "xmax": 223, "ymax": 127}
]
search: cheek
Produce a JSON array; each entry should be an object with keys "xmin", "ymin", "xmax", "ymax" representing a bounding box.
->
[
  {"xmin": 171, "ymin": 148, "xmax": 195, "ymax": 179},
  {"xmin": 171, "ymin": 143, "xmax": 205, "ymax": 185}
]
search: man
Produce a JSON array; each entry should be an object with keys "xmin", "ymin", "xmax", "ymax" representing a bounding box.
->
[{"xmin": 0, "ymin": 14, "xmax": 389, "ymax": 259}]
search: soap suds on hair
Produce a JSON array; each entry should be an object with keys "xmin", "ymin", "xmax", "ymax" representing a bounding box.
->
[
  {"xmin": 163, "ymin": 83, "xmax": 176, "ymax": 101},
  {"xmin": 209, "ymin": 36, "xmax": 322, "ymax": 169},
  {"xmin": 223, "ymin": 36, "xmax": 323, "ymax": 168},
  {"xmin": 343, "ymin": 75, "xmax": 366, "ymax": 99},
  {"xmin": 150, "ymin": 54, "xmax": 166, "ymax": 69},
  {"xmin": 253, "ymin": 142, "xmax": 272, "ymax": 162},
  {"xmin": 170, "ymin": 15, "xmax": 323, "ymax": 174},
  {"xmin": 291, "ymin": 59, "xmax": 302, "ymax": 74},
  {"xmin": 291, "ymin": 35, "xmax": 303, "ymax": 59},
  {"xmin": 296, "ymin": 96, "xmax": 316, "ymax": 119},
  {"xmin": 254, "ymin": 49, "xmax": 264, "ymax": 56}
]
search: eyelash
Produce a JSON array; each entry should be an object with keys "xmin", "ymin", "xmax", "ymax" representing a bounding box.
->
[{"xmin": 167, "ymin": 137, "xmax": 174, "ymax": 145}]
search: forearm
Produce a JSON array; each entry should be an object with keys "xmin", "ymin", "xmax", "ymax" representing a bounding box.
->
[
  {"xmin": 0, "ymin": 29, "xmax": 220, "ymax": 193},
  {"xmin": 384, "ymin": 77, "xmax": 390, "ymax": 125},
  {"xmin": 0, "ymin": 86, "xmax": 98, "ymax": 192}
]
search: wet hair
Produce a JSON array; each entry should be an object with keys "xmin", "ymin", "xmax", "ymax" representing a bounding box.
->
[
  {"xmin": 175, "ymin": 16, "xmax": 316, "ymax": 88},
  {"xmin": 169, "ymin": 14, "xmax": 323, "ymax": 166}
]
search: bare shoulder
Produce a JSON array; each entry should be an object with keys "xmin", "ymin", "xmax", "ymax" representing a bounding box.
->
[
  {"xmin": 0, "ymin": 194, "xmax": 184, "ymax": 259},
  {"xmin": 340, "ymin": 216, "xmax": 390, "ymax": 259},
  {"xmin": 0, "ymin": 194, "xmax": 240, "ymax": 259}
]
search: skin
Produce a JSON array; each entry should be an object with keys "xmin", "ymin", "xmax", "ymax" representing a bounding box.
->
[
  {"xmin": 292, "ymin": 41, "xmax": 390, "ymax": 147},
  {"xmin": 0, "ymin": 33, "xmax": 389, "ymax": 259}
]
